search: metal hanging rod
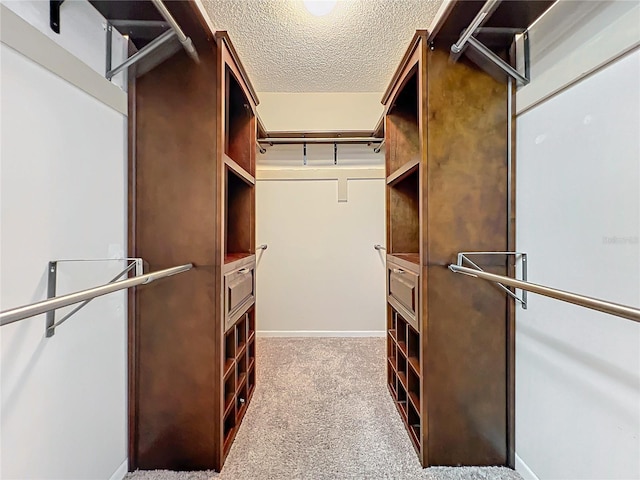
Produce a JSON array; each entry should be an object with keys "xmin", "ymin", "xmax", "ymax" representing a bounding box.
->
[
  {"xmin": 448, "ymin": 0, "xmax": 530, "ymax": 85},
  {"xmin": 449, "ymin": 264, "xmax": 640, "ymax": 324},
  {"xmin": 258, "ymin": 137, "xmax": 384, "ymax": 145},
  {"xmin": 105, "ymin": 0, "xmax": 198, "ymax": 80},
  {"xmin": 0, "ymin": 264, "xmax": 193, "ymax": 329},
  {"xmin": 150, "ymin": 0, "xmax": 199, "ymax": 63},
  {"xmin": 44, "ymin": 258, "xmax": 144, "ymax": 337},
  {"xmin": 107, "ymin": 29, "xmax": 176, "ymax": 80},
  {"xmin": 374, "ymin": 244, "xmax": 386, "ymax": 251},
  {"xmin": 256, "ymin": 244, "xmax": 268, "ymax": 251},
  {"xmin": 456, "ymin": 252, "xmax": 527, "ymax": 308},
  {"xmin": 451, "ymin": 0, "xmax": 501, "ymax": 54},
  {"xmin": 467, "ymin": 37, "xmax": 530, "ymax": 85},
  {"xmin": 374, "ymin": 139, "xmax": 385, "ymax": 154}
]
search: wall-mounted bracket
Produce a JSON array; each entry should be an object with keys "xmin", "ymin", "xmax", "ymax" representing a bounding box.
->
[
  {"xmin": 448, "ymin": 0, "xmax": 531, "ymax": 86},
  {"xmin": 454, "ymin": 252, "xmax": 528, "ymax": 309},
  {"xmin": 49, "ymin": 0, "xmax": 65, "ymax": 34},
  {"xmin": 45, "ymin": 258, "xmax": 143, "ymax": 337},
  {"xmin": 334, "ymin": 142, "xmax": 338, "ymax": 165}
]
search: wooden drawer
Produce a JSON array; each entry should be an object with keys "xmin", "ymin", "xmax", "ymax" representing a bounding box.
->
[
  {"xmin": 224, "ymin": 258, "xmax": 256, "ymax": 331},
  {"xmin": 387, "ymin": 260, "xmax": 419, "ymax": 331}
]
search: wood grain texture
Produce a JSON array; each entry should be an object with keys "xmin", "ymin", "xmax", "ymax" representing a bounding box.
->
[
  {"xmin": 135, "ymin": 50, "xmax": 218, "ymax": 268},
  {"xmin": 388, "ymin": 169, "xmax": 420, "ymax": 255},
  {"xmin": 136, "ymin": 266, "xmax": 219, "ymax": 469},
  {"xmin": 225, "ymin": 69, "xmax": 255, "ymax": 176},
  {"xmin": 384, "ymin": 33, "xmax": 512, "ymax": 468},
  {"xmin": 131, "ymin": 19, "xmax": 257, "ymax": 471},
  {"xmin": 226, "ymin": 169, "xmax": 254, "ymax": 257},
  {"xmin": 424, "ymin": 48, "xmax": 508, "ymax": 466},
  {"xmin": 133, "ymin": 38, "xmax": 224, "ymax": 469}
]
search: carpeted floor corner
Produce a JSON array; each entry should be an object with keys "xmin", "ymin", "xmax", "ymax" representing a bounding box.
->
[{"xmin": 126, "ymin": 337, "xmax": 522, "ymax": 480}]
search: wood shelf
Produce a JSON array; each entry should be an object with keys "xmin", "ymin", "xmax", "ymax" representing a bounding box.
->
[
  {"xmin": 236, "ymin": 342, "xmax": 247, "ymax": 359},
  {"xmin": 224, "ymin": 154, "xmax": 255, "ymax": 186},
  {"xmin": 223, "ymin": 359, "xmax": 235, "ymax": 378},
  {"xmin": 408, "ymin": 356, "xmax": 420, "ymax": 375},
  {"xmin": 223, "ymin": 393, "xmax": 234, "ymax": 417},
  {"xmin": 382, "ymin": 28, "xmax": 514, "ymax": 468},
  {"xmin": 408, "ymin": 391, "xmax": 421, "ymax": 414},
  {"xmin": 388, "ymin": 253, "xmax": 420, "ymax": 265},
  {"xmin": 387, "ymin": 159, "xmax": 419, "ymax": 186},
  {"xmin": 236, "ymin": 373, "xmax": 247, "ymax": 393},
  {"xmin": 398, "ymin": 371, "xmax": 408, "ymax": 390},
  {"xmin": 130, "ymin": 17, "xmax": 258, "ymax": 471},
  {"xmin": 387, "ymin": 357, "xmax": 396, "ymax": 372},
  {"xmin": 225, "ymin": 252, "xmax": 254, "ymax": 264}
]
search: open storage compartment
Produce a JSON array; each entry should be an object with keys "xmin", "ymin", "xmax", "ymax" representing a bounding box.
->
[
  {"xmin": 386, "ymin": 66, "xmax": 419, "ymax": 177},
  {"xmin": 225, "ymin": 167, "xmax": 254, "ymax": 263},
  {"xmin": 225, "ymin": 67, "xmax": 255, "ymax": 176},
  {"xmin": 388, "ymin": 168, "xmax": 419, "ymax": 260}
]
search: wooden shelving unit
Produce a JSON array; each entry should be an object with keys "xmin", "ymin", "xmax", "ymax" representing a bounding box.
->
[
  {"xmin": 222, "ymin": 308, "xmax": 256, "ymax": 456},
  {"xmin": 383, "ymin": 28, "xmax": 516, "ymax": 468},
  {"xmin": 124, "ymin": 1, "xmax": 259, "ymax": 471}
]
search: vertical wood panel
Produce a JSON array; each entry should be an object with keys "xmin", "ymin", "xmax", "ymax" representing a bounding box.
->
[{"xmin": 426, "ymin": 49, "xmax": 508, "ymax": 465}]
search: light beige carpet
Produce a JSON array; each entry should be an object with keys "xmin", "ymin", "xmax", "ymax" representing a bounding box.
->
[{"xmin": 127, "ymin": 337, "xmax": 522, "ymax": 480}]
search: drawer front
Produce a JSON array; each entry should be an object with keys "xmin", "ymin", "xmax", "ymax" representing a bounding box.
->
[
  {"xmin": 388, "ymin": 264, "xmax": 419, "ymax": 331},
  {"xmin": 224, "ymin": 262, "xmax": 255, "ymax": 331}
]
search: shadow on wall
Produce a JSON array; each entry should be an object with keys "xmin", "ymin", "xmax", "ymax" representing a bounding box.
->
[
  {"xmin": 517, "ymin": 321, "xmax": 640, "ymax": 422},
  {"xmin": 2, "ymin": 266, "xmax": 51, "ymax": 417}
]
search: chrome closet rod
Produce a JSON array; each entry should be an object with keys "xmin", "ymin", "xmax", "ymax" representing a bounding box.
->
[
  {"xmin": 0, "ymin": 264, "xmax": 193, "ymax": 327},
  {"xmin": 258, "ymin": 137, "xmax": 384, "ymax": 145},
  {"xmin": 150, "ymin": 0, "xmax": 199, "ymax": 62},
  {"xmin": 449, "ymin": 264, "xmax": 640, "ymax": 323}
]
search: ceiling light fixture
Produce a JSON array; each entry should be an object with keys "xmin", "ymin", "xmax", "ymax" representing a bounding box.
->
[{"xmin": 303, "ymin": 0, "xmax": 337, "ymax": 16}]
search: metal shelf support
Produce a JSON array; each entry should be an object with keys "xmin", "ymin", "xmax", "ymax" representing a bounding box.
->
[{"xmin": 454, "ymin": 252, "xmax": 528, "ymax": 309}]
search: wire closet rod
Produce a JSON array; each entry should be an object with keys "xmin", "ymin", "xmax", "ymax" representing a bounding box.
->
[
  {"xmin": 258, "ymin": 137, "xmax": 384, "ymax": 145},
  {"xmin": 0, "ymin": 264, "xmax": 193, "ymax": 327},
  {"xmin": 448, "ymin": 264, "xmax": 640, "ymax": 323}
]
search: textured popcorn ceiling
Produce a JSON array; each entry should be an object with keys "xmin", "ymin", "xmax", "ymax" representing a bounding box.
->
[{"xmin": 201, "ymin": 0, "xmax": 443, "ymax": 92}]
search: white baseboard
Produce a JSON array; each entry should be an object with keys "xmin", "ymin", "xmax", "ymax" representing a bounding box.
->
[
  {"xmin": 257, "ymin": 330, "xmax": 385, "ymax": 338},
  {"xmin": 516, "ymin": 453, "xmax": 540, "ymax": 480},
  {"xmin": 108, "ymin": 458, "xmax": 128, "ymax": 480}
]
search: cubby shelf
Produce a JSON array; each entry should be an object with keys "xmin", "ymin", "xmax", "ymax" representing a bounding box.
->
[{"xmin": 387, "ymin": 304, "xmax": 422, "ymax": 457}]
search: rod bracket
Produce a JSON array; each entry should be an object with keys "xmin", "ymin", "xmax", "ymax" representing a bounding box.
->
[
  {"xmin": 49, "ymin": 0, "xmax": 65, "ymax": 34},
  {"xmin": 45, "ymin": 258, "xmax": 143, "ymax": 337},
  {"xmin": 453, "ymin": 252, "xmax": 528, "ymax": 308}
]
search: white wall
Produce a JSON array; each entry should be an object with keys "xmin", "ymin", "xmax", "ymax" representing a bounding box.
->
[
  {"xmin": 0, "ymin": 3, "xmax": 128, "ymax": 479},
  {"xmin": 257, "ymin": 92, "xmax": 384, "ymax": 131},
  {"xmin": 515, "ymin": 3, "xmax": 640, "ymax": 479},
  {"xmin": 256, "ymin": 168, "xmax": 386, "ymax": 335}
]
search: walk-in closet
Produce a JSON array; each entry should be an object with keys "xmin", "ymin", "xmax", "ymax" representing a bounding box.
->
[{"xmin": 1, "ymin": 1, "xmax": 639, "ymax": 479}]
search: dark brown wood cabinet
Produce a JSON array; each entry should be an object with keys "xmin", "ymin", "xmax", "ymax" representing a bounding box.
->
[
  {"xmin": 383, "ymin": 30, "xmax": 514, "ymax": 467},
  {"xmin": 126, "ymin": 2, "xmax": 258, "ymax": 471}
]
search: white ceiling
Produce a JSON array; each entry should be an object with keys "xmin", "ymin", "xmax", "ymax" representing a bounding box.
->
[{"xmin": 200, "ymin": 0, "xmax": 443, "ymax": 93}]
